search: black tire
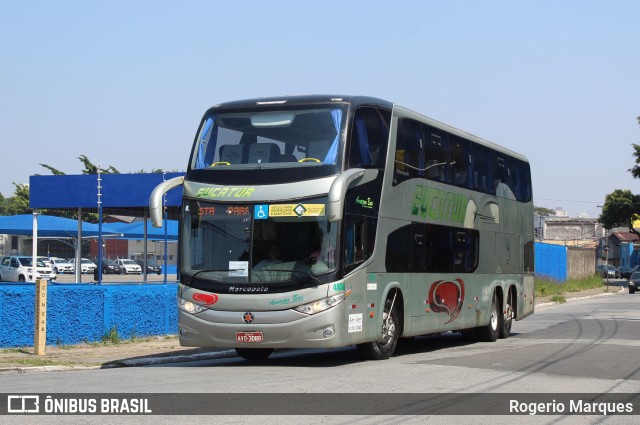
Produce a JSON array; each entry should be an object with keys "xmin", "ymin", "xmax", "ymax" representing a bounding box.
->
[
  {"xmin": 630, "ymin": 286, "xmax": 636, "ymax": 294},
  {"xmin": 19, "ymin": 275, "xmax": 26, "ymax": 282},
  {"xmin": 477, "ymin": 291, "xmax": 501, "ymax": 342},
  {"xmin": 120, "ymin": 268, "xmax": 126, "ymax": 275},
  {"xmin": 356, "ymin": 296, "xmax": 400, "ymax": 360},
  {"xmin": 235, "ymin": 348, "xmax": 273, "ymax": 361},
  {"xmin": 499, "ymin": 289, "xmax": 513, "ymax": 339}
]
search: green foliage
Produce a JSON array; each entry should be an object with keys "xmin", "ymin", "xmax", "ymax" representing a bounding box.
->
[
  {"xmin": 550, "ymin": 294, "xmax": 566, "ymax": 303},
  {"xmin": 0, "ymin": 192, "xmax": 7, "ymax": 215},
  {"xmin": 534, "ymin": 206, "xmax": 555, "ymax": 217},
  {"xmin": 5, "ymin": 183, "xmax": 31, "ymax": 215},
  {"xmin": 598, "ymin": 189, "xmax": 640, "ymax": 238},
  {"xmin": 630, "ymin": 117, "xmax": 640, "ymax": 178},
  {"xmin": 38, "ymin": 164, "xmax": 65, "ymax": 175},
  {"xmin": 101, "ymin": 326, "xmax": 121, "ymax": 344},
  {"xmin": 535, "ymin": 275, "xmax": 605, "ymax": 297}
]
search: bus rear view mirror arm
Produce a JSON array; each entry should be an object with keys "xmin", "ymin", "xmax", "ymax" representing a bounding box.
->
[
  {"xmin": 150, "ymin": 176, "xmax": 185, "ymax": 228},
  {"xmin": 327, "ymin": 168, "xmax": 365, "ymax": 222}
]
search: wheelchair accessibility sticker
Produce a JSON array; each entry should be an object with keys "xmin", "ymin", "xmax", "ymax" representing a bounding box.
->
[{"xmin": 254, "ymin": 204, "xmax": 269, "ymax": 220}]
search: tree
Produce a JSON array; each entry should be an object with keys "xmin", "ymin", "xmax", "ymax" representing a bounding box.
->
[
  {"xmin": 39, "ymin": 155, "xmax": 122, "ymax": 176},
  {"xmin": 598, "ymin": 189, "xmax": 640, "ymax": 239},
  {"xmin": 77, "ymin": 155, "xmax": 120, "ymax": 175},
  {"xmin": 5, "ymin": 183, "xmax": 31, "ymax": 215},
  {"xmin": 629, "ymin": 116, "xmax": 640, "ymax": 178},
  {"xmin": 0, "ymin": 192, "xmax": 7, "ymax": 215},
  {"xmin": 534, "ymin": 206, "xmax": 555, "ymax": 217}
]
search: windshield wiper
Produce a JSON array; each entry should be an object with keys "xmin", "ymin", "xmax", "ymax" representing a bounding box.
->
[
  {"xmin": 190, "ymin": 269, "xmax": 245, "ymax": 280},
  {"xmin": 254, "ymin": 268, "xmax": 321, "ymax": 286}
]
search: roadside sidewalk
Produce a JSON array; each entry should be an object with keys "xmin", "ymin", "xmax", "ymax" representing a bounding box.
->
[{"xmin": 0, "ymin": 283, "xmax": 627, "ymax": 374}]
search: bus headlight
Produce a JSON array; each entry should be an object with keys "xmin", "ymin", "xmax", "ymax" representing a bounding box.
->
[
  {"xmin": 294, "ymin": 293, "xmax": 345, "ymax": 315},
  {"xmin": 178, "ymin": 297, "xmax": 207, "ymax": 314}
]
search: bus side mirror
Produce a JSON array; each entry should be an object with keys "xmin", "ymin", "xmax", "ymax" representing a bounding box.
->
[
  {"xmin": 150, "ymin": 176, "xmax": 185, "ymax": 228},
  {"xmin": 327, "ymin": 168, "xmax": 366, "ymax": 222}
]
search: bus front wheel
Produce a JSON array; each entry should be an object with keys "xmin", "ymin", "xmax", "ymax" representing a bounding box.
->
[
  {"xmin": 356, "ymin": 298, "xmax": 399, "ymax": 360},
  {"xmin": 235, "ymin": 348, "xmax": 273, "ymax": 362}
]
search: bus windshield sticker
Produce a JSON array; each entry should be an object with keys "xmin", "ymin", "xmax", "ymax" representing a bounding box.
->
[
  {"xmin": 228, "ymin": 261, "xmax": 249, "ymax": 277},
  {"xmin": 269, "ymin": 204, "xmax": 326, "ymax": 218},
  {"xmin": 254, "ymin": 204, "xmax": 269, "ymax": 220}
]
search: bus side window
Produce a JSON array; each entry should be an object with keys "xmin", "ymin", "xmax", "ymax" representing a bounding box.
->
[
  {"xmin": 471, "ymin": 144, "xmax": 493, "ymax": 194},
  {"xmin": 347, "ymin": 107, "xmax": 391, "ymax": 169},
  {"xmin": 393, "ymin": 118, "xmax": 424, "ymax": 185},
  {"xmin": 450, "ymin": 136, "xmax": 471, "ymax": 188},
  {"xmin": 344, "ymin": 216, "xmax": 367, "ymax": 273},
  {"xmin": 423, "ymin": 125, "xmax": 449, "ymax": 184}
]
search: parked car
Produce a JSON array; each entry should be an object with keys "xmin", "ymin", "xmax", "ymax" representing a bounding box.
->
[
  {"xmin": 49, "ymin": 257, "xmax": 74, "ymax": 274},
  {"xmin": 134, "ymin": 259, "xmax": 162, "ymax": 274},
  {"xmin": 101, "ymin": 259, "xmax": 122, "ymax": 274},
  {"xmin": 114, "ymin": 259, "xmax": 142, "ymax": 274},
  {"xmin": 628, "ymin": 272, "xmax": 640, "ymax": 294},
  {"xmin": 618, "ymin": 265, "xmax": 634, "ymax": 279},
  {"xmin": 70, "ymin": 258, "xmax": 97, "ymax": 274},
  {"xmin": 597, "ymin": 264, "xmax": 619, "ymax": 278},
  {"xmin": 0, "ymin": 256, "xmax": 57, "ymax": 282}
]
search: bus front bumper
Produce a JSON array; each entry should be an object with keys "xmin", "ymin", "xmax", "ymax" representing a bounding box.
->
[{"xmin": 178, "ymin": 303, "xmax": 351, "ymax": 349}]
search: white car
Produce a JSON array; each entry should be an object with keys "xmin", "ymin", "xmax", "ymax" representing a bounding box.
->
[
  {"xmin": 49, "ymin": 257, "xmax": 75, "ymax": 274},
  {"xmin": 0, "ymin": 256, "xmax": 57, "ymax": 282},
  {"xmin": 70, "ymin": 258, "xmax": 97, "ymax": 274},
  {"xmin": 114, "ymin": 259, "xmax": 142, "ymax": 274}
]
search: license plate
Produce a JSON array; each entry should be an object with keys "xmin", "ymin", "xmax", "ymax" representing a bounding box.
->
[{"xmin": 236, "ymin": 331, "xmax": 264, "ymax": 343}]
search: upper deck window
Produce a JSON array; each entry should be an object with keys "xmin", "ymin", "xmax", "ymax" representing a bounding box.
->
[
  {"xmin": 190, "ymin": 106, "xmax": 346, "ymax": 171},
  {"xmin": 346, "ymin": 107, "xmax": 391, "ymax": 169}
]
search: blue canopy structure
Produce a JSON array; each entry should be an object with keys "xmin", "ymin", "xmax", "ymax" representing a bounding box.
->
[
  {"xmin": 107, "ymin": 220, "xmax": 178, "ymax": 241},
  {"xmin": 0, "ymin": 214, "xmax": 121, "ymax": 238},
  {"xmin": 29, "ymin": 173, "xmax": 184, "ymax": 209}
]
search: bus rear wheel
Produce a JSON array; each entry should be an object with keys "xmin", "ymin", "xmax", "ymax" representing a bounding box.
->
[
  {"xmin": 235, "ymin": 347, "xmax": 273, "ymax": 362},
  {"xmin": 499, "ymin": 289, "xmax": 513, "ymax": 339},
  {"xmin": 477, "ymin": 291, "xmax": 501, "ymax": 342},
  {"xmin": 356, "ymin": 298, "xmax": 399, "ymax": 360}
]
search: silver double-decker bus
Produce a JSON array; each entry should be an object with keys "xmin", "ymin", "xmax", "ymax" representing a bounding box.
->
[{"xmin": 150, "ymin": 95, "xmax": 534, "ymax": 361}]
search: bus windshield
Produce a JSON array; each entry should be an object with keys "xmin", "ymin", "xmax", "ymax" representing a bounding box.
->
[
  {"xmin": 190, "ymin": 106, "xmax": 347, "ymax": 171},
  {"xmin": 181, "ymin": 197, "xmax": 338, "ymax": 284}
]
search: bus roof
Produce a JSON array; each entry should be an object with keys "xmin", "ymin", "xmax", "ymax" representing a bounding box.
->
[
  {"xmin": 205, "ymin": 94, "xmax": 393, "ymax": 114},
  {"xmin": 204, "ymin": 94, "xmax": 528, "ymax": 163}
]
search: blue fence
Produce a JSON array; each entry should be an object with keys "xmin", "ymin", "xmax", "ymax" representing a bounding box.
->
[
  {"xmin": 0, "ymin": 283, "xmax": 178, "ymax": 348},
  {"xmin": 534, "ymin": 242, "xmax": 567, "ymax": 281}
]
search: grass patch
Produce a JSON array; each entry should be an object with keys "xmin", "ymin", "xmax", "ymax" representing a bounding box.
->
[
  {"xmin": 551, "ymin": 294, "xmax": 566, "ymax": 303},
  {"xmin": 12, "ymin": 358, "xmax": 75, "ymax": 367},
  {"xmin": 1, "ymin": 347, "xmax": 29, "ymax": 354},
  {"xmin": 535, "ymin": 275, "xmax": 604, "ymax": 297},
  {"xmin": 101, "ymin": 326, "xmax": 121, "ymax": 344}
]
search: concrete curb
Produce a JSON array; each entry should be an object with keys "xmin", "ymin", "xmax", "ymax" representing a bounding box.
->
[
  {"xmin": 0, "ymin": 349, "xmax": 237, "ymax": 375},
  {"xmin": 102, "ymin": 349, "xmax": 237, "ymax": 368}
]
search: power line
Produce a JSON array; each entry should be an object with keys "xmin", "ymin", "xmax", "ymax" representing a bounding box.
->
[{"xmin": 534, "ymin": 197, "xmax": 601, "ymax": 204}]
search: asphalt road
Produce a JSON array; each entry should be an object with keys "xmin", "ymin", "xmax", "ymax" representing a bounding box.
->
[{"xmin": 2, "ymin": 292, "xmax": 639, "ymax": 424}]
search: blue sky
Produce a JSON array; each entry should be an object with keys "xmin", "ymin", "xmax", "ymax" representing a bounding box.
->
[{"xmin": 1, "ymin": 0, "xmax": 638, "ymax": 217}]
